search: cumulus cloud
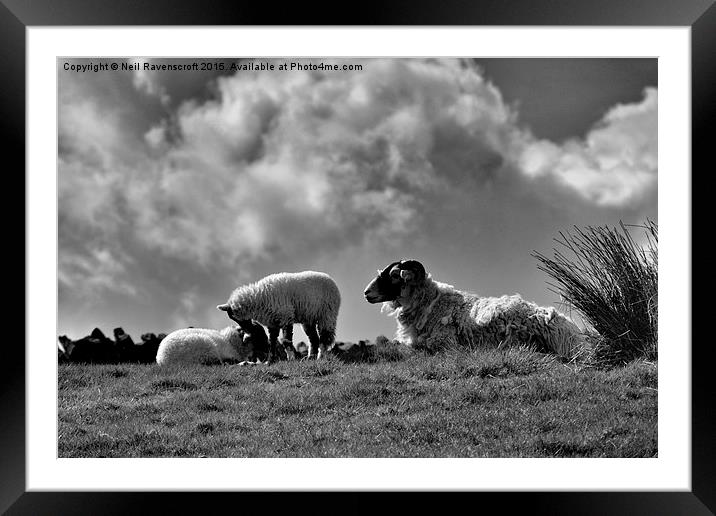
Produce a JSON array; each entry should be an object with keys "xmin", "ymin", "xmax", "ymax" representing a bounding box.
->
[
  {"xmin": 59, "ymin": 60, "xmax": 483, "ymax": 269},
  {"xmin": 58, "ymin": 58, "xmax": 657, "ymax": 304},
  {"xmin": 516, "ymin": 87, "xmax": 657, "ymax": 206},
  {"xmin": 122, "ymin": 59, "xmax": 524, "ymax": 266}
]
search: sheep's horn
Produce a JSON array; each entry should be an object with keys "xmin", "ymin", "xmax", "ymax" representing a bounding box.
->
[{"xmin": 217, "ymin": 303, "xmax": 230, "ymax": 312}]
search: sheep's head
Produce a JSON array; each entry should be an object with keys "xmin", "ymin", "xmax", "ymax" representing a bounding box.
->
[
  {"xmin": 221, "ymin": 325, "xmax": 245, "ymax": 348},
  {"xmin": 364, "ymin": 259, "xmax": 426, "ymax": 304},
  {"xmin": 239, "ymin": 320, "xmax": 269, "ymax": 362},
  {"xmin": 219, "ymin": 325, "xmax": 258, "ymax": 361}
]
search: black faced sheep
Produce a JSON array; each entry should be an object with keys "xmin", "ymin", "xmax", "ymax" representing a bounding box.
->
[
  {"xmin": 218, "ymin": 271, "xmax": 341, "ymax": 362},
  {"xmin": 364, "ymin": 259, "xmax": 583, "ymax": 357}
]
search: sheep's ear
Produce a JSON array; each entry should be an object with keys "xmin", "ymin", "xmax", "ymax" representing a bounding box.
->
[{"xmin": 217, "ymin": 303, "xmax": 230, "ymax": 312}]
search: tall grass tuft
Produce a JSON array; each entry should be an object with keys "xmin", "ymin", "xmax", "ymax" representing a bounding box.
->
[{"xmin": 533, "ymin": 220, "xmax": 658, "ymax": 365}]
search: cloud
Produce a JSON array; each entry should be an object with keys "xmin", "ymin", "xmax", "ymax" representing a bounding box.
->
[
  {"xmin": 58, "ymin": 58, "xmax": 657, "ymax": 306},
  {"xmin": 59, "ymin": 246, "xmax": 137, "ymax": 298},
  {"xmin": 119, "ymin": 59, "xmax": 523, "ymax": 266},
  {"xmin": 516, "ymin": 87, "xmax": 657, "ymax": 206}
]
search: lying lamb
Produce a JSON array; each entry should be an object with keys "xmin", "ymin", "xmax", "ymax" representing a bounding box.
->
[
  {"xmin": 156, "ymin": 325, "xmax": 267, "ymax": 366},
  {"xmin": 218, "ymin": 271, "xmax": 341, "ymax": 362},
  {"xmin": 364, "ymin": 259, "xmax": 583, "ymax": 357}
]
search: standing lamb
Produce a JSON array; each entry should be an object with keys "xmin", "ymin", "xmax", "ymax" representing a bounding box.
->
[
  {"xmin": 217, "ymin": 271, "xmax": 341, "ymax": 362},
  {"xmin": 363, "ymin": 259, "xmax": 583, "ymax": 357},
  {"xmin": 156, "ymin": 325, "xmax": 266, "ymax": 366}
]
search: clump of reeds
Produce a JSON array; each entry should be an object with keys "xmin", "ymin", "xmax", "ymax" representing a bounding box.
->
[{"xmin": 533, "ymin": 220, "xmax": 658, "ymax": 366}]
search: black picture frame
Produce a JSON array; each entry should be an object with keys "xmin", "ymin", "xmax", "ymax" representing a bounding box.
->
[{"xmin": 5, "ymin": 0, "xmax": 712, "ymax": 514}]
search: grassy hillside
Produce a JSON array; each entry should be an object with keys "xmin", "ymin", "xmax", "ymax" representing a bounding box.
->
[{"xmin": 58, "ymin": 346, "xmax": 657, "ymax": 458}]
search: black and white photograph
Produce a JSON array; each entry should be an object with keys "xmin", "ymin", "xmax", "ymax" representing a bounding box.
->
[{"xmin": 56, "ymin": 56, "xmax": 660, "ymax": 459}]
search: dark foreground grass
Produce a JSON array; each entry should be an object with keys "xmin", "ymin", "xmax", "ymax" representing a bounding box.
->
[{"xmin": 58, "ymin": 348, "xmax": 657, "ymax": 457}]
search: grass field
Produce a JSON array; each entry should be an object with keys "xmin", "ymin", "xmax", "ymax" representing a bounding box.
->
[{"xmin": 58, "ymin": 345, "xmax": 657, "ymax": 458}]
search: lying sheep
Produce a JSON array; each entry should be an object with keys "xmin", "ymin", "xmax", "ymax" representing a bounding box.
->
[
  {"xmin": 155, "ymin": 325, "xmax": 267, "ymax": 366},
  {"xmin": 364, "ymin": 259, "xmax": 583, "ymax": 358},
  {"xmin": 218, "ymin": 271, "xmax": 341, "ymax": 362}
]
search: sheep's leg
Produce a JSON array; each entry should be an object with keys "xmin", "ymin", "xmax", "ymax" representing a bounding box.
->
[
  {"xmin": 302, "ymin": 323, "xmax": 320, "ymax": 360},
  {"xmin": 317, "ymin": 324, "xmax": 336, "ymax": 360},
  {"xmin": 280, "ymin": 325, "xmax": 298, "ymax": 360},
  {"xmin": 267, "ymin": 326, "xmax": 281, "ymax": 364}
]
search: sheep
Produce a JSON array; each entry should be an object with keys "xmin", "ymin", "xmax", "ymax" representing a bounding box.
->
[
  {"xmin": 155, "ymin": 325, "xmax": 266, "ymax": 366},
  {"xmin": 363, "ymin": 259, "xmax": 584, "ymax": 358},
  {"xmin": 217, "ymin": 271, "xmax": 341, "ymax": 362}
]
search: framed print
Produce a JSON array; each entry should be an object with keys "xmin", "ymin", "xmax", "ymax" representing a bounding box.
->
[{"xmin": 6, "ymin": 0, "xmax": 713, "ymax": 513}]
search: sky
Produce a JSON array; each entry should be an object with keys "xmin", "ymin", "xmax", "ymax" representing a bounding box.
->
[{"xmin": 58, "ymin": 58, "xmax": 657, "ymax": 343}]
